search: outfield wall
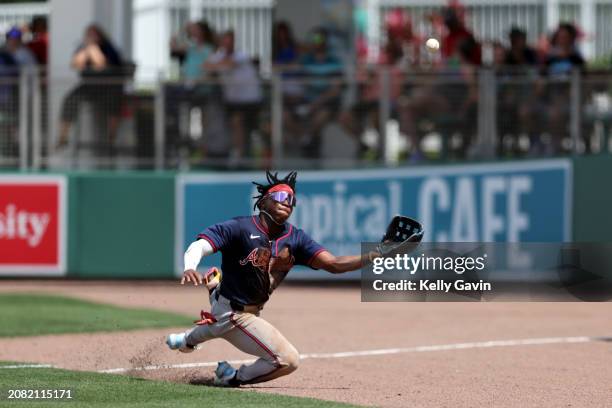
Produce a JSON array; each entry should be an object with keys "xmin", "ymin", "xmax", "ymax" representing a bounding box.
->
[
  {"xmin": 67, "ymin": 173, "xmax": 175, "ymax": 278},
  {"xmin": 0, "ymin": 155, "xmax": 610, "ymax": 278},
  {"xmin": 572, "ymin": 155, "xmax": 612, "ymax": 242}
]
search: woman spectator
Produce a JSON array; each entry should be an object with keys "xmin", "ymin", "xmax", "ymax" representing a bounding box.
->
[
  {"xmin": 167, "ymin": 21, "xmax": 217, "ymax": 158},
  {"xmin": 170, "ymin": 20, "xmax": 216, "ymax": 83},
  {"xmin": 57, "ymin": 24, "xmax": 123, "ymax": 149}
]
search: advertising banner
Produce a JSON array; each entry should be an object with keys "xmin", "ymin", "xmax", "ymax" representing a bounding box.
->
[
  {"xmin": 0, "ymin": 175, "xmax": 67, "ymax": 276},
  {"xmin": 177, "ymin": 160, "xmax": 572, "ymax": 279}
]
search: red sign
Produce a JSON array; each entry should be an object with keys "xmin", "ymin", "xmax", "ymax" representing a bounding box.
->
[{"xmin": 0, "ymin": 176, "xmax": 66, "ymax": 275}]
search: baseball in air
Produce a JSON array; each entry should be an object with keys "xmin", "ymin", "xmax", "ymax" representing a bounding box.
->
[{"xmin": 425, "ymin": 38, "xmax": 440, "ymax": 51}]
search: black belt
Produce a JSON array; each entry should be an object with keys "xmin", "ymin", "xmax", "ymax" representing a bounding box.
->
[{"xmin": 215, "ymin": 290, "xmax": 259, "ymax": 312}]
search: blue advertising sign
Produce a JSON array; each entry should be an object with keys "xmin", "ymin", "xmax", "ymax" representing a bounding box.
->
[{"xmin": 176, "ymin": 160, "xmax": 572, "ymax": 279}]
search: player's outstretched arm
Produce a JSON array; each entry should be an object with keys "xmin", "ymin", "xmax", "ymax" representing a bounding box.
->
[
  {"xmin": 310, "ymin": 250, "xmax": 380, "ymax": 274},
  {"xmin": 181, "ymin": 239, "xmax": 215, "ymax": 286}
]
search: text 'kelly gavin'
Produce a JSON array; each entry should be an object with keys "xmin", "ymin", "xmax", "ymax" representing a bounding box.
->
[{"xmin": 372, "ymin": 279, "xmax": 492, "ymax": 292}]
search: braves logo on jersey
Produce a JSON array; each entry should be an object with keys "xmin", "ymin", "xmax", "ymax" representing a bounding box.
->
[
  {"xmin": 197, "ymin": 215, "xmax": 325, "ymax": 305},
  {"xmin": 239, "ymin": 247, "xmax": 272, "ymax": 271}
]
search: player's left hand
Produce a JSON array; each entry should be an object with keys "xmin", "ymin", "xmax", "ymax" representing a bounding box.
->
[{"xmin": 181, "ymin": 269, "xmax": 203, "ymax": 286}]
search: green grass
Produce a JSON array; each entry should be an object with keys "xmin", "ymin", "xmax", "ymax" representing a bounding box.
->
[
  {"xmin": 0, "ymin": 293, "xmax": 194, "ymax": 337},
  {"xmin": 0, "ymin": 365, "xmax": 359, "ymax": 407}
]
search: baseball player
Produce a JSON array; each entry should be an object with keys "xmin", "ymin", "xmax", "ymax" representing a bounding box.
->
[{"xmin": 166, "ymin": 170, "xmax": 422, "ymax": 387}]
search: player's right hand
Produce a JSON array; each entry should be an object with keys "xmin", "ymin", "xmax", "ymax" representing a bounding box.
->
[{"xmin": 181, "ymin": 269, "xmax": 203, "ymax": 286}]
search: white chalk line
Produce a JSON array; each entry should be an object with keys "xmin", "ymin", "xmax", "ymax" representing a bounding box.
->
[
  {"xmin": 0, "ymin": 336, "xmax": 606, "ymax": 373},
  {"xmin": 97, "ymin": 335, "xmax": 605, "ymax": 374},
  {"xmin": 0, "ymin": 364, "xmax": 54, "ymax": 369}
]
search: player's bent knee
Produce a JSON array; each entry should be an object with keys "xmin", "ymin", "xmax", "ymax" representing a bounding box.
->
[{"xmin": 278, "ymin": 348, "xmax": 300, "ymax": 373}]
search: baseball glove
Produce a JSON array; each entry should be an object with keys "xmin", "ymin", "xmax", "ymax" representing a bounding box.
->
[{"xmin": 377, "ymin": 215, "xmax": 424, "ymax": 257}]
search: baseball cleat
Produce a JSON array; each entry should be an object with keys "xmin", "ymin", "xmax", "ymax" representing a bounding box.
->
[
  {"xmin": 214, "ymin": 361, "xmax": 239, "ymax": 387},
  {"xmin": 165, "ymin": 332, "xmax": 198, "ymax": 353}
]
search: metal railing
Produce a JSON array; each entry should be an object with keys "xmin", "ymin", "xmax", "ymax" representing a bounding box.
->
[{"xmin": 3, "ymin": 66, "xmax": 612, "ymax": 171}]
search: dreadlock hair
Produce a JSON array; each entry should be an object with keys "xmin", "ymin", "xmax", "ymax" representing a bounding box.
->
[{"xmin": 253, "ymin": 170, "xmax": 298, "ymax": 210}]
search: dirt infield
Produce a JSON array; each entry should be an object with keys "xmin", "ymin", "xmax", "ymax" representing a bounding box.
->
[{"xmin": 1, "ymin": 280, "xmax": 611, "ymax": 407}]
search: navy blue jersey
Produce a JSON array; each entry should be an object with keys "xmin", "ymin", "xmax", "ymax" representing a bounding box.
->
[{"xmin": 198, "ymin": 215, "xmax": 325, "ymax": 305}]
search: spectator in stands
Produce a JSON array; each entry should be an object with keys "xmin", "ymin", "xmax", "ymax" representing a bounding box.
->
[
  {"xmin": 170, "ymin": 20, "xmax": 216, "ymax": 83},
  {"xmin": 380, "ymin": 8, "xmax": 421, "ymax": 68},
  {"xmin": 545, "ymin": 23, "xmax": 584, "ymax": 76},
  {"xmin": 505, "ymin": 26, "xmax": 538, "ymax": 67},
  {"xmin": 205, "ymin": 30, "xmax": 262, "ymax": 163},
  {"xmin": 26, "ymin": 16, "xmax": 48, "ymax": 65},
  {"xmin": 167, "ymin": 21, "xmax": 217, "ymax": 158},
  {"xmin": 542, "ymin": 22, "xmax": 585, "ymax": 154},
  {"xmin": 273, "ymin": 21, "xmax": 299, "ymax": 67},
  {"xmin": 497, "ymin": 27, "xmax": 541, "ymax": 156},
  {"xmin": 296, "ymin": 27, "xmax": 343, "ymax": 157},
  {"xmin": 3, "ymin": 27, "xmax": 37, "ymax": 67},
  {"xmin": 441, "ymin": 5, "xmax": 480, "ymax": 67},
  {"xmin": 57, "ymin": 24, "xmax": 123, "ymax": 148}
]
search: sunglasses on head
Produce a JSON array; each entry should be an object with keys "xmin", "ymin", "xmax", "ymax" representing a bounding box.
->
[{"xmin": 267, "ymin": 191, "xmax": 297, "ymax": 207}]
